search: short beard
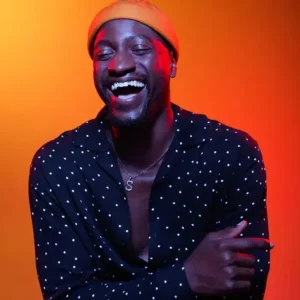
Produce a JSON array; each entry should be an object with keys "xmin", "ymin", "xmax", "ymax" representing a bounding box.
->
[
  {"xmin": 106, "ymin": 104, "xmax": 150, "ymax": 128},
  {"xmin": 97, "ymin": 80, "xmax": 170, "ymax": 129},
  {"xmin": 103, "ymin": 86, "xmax": 156, "ymax": 129}
]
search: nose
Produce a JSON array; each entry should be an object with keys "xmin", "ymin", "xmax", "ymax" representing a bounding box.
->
[{"xmin": 108, "ymin": 51, "xmax": 135, "ymax": 76}]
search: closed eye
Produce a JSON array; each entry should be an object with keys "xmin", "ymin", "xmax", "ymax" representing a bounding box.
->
[
  {"xmin": 132, "ymin": 48, "xmax": 152, "ymax": 56},
  {"xmin": 94, "ymin": 51, "xmax": 114, "ymax": 61}
]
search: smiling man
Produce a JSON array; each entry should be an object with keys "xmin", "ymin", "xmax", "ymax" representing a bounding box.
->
[{"xmin": 28, "ymin": 0, "xmax": 273, "ymax": 299}]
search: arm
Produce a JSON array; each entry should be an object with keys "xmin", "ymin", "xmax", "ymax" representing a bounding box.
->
[
  {"xmin": 28, "ymin": 160, "xmax": 196, "ymax": 300},
  {"xmin": 214, "ymin": 136, "xmax": 270, "ymax": 299}
]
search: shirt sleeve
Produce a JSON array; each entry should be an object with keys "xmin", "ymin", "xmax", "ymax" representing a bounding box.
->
[
  {"xmin": 213, "ymin": 136, "xmax": 271, "ymax": 300},
  {"xmin": 28, "ymin": 159, "xmax": 197, "ymax": 300}
]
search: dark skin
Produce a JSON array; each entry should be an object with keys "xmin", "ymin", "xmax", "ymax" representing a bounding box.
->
[
  {"xmin": 93, "ymin": 19, "xmax": 176, "ymax": 261},
  {"xmin": 92, "ymin": 19, "xmax": 274, "ymax": 296}
]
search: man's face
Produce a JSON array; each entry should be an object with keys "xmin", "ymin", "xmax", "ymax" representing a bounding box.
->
[{"xmin": 93, "ymin": 19, "xmax": 176, "ymax": 127}]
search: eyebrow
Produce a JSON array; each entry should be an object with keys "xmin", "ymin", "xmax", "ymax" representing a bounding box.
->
[{"xmin": 94, "ymin": 35, "xmax": 153, "ymax": 48}]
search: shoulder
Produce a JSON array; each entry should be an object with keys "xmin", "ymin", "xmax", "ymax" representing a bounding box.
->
[
  {"xmin": 207, "ymin": 116, "xmax": 260, "ymax": 155},
  {"xmin": 176, "ymin": 104, "xmax": 264, "ymax": 164},
  {"xmin": 29, "ymin": 117, "xmax": 98, "ymax": 175}
]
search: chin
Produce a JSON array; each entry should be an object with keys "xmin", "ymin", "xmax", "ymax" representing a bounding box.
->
[
  {"xmin": 103, "ymin": 94, "xmax": 152, "ymax": 129},
  {"xmin": 102, "ymin": 104, "xmax": 146, "ymax": 127},
  {"xmin": 109, "ymin": 111, "xmax": 150, "ymax": 128},
  {"xmin": 98, "ymin": 85, "xmax": 163, "ymax": 129}
]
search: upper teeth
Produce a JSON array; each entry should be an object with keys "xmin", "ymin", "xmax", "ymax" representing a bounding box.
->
[{"xmin": 111, "ymin": 81, "xmax": 145, "ymax": 91}]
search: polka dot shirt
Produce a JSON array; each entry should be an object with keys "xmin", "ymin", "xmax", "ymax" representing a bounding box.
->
[{"xmin": 29, "ymin": 104, "xmax": 270, "ymax": 299}]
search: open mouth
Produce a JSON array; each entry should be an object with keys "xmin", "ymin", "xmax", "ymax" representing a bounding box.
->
[{"xmin": 110, "ymin": 80, "xmax": 146, "ymax": 98}]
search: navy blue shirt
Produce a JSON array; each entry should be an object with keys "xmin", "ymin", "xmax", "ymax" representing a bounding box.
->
[{"xmin": 28, "ymin": 104, "xmax": 270, "ymax": 299}]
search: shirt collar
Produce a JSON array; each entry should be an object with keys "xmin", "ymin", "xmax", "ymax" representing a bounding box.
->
[{"xmin": 72, "ymin": 103, "xmax": 210, "ymax": 152}]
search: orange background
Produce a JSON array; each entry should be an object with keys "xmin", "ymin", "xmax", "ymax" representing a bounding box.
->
[{"xmin": 1, "ymin": 0, "xmax": 299, "ymax": 299}]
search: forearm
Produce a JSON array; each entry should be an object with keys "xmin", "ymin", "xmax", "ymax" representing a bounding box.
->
[
  {"xmin": 213, "ymin": 137, "xmax": 270, "ymax": 299},
  {"xmin": 42, "ymin": 263, "xmax": 196, "ymax": 300}
]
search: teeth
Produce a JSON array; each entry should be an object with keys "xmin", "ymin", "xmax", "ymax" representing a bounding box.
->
[{"xmin": 111, "ymin": 80, "xmax": 145, "ymax": 91}]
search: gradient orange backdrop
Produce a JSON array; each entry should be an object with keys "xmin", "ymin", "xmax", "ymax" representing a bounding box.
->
[{"xmin": 1, "ymin": 0, "xmax": 299, "ymax": 299}]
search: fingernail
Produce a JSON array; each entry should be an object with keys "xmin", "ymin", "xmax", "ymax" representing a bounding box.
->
[
  {"xmin": 237, "ymin": 220, "xmax": 245, "ymax": 227},
  {"xmin": 270, "ymin": 242, "xmax": 275, "ymax": 249}
]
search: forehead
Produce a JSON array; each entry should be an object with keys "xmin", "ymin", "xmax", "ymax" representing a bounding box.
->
[{"xmin": 94, "ymin": 19, "xmax": 163, "ymax": 43}]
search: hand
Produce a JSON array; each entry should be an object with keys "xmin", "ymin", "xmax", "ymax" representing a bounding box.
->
[{"xmin": 184, "ymin": 220, "xmax": 274, "ymax": 296}]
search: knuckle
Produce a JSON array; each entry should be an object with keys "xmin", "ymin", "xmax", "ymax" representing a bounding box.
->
[
  {"xmin": 217, "ymin": 240, "xmax": 227, "ymax": 250},
  {"xmin": 225, "ymin": 266, "xmax": 236, "ymax": 279},
  {"xmin": 222, "ymin": 251, "xmax": 233, "ymax": 264},
  {"xmin": 225, "ymin": 266, "xmax": 233, "ymax": 276},
  {"xmin": 225, "ymin": 280, "xmax": 234, "ymax": 289}
]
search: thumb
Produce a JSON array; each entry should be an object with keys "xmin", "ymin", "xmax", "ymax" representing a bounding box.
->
[{"xmin": 212, "ymin": 220, "xmax": 248, "ymax": 239}]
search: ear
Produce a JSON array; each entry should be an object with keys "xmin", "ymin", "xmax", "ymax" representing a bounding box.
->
[{"xmin": 169, "ymin": 51, "xmax": 177, "ymax": 78}]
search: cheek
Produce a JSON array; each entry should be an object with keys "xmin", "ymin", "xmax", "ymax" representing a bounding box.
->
[
  {"xmin": 155, "ymin": 56, "xmax": 170, "ymax": 75},
  {"xmin": 154, "ymin": 57, "xmax": 171, "ymax": 78},
  {"xmin": 93, "ymin": 63, "xmax": 105, "ymax": 85},
  {"xmin": 151, "ymin": 41, "xmax": 171, "ymax": 75},
  {"xmin": 93, "ymin": 61, "xmax": 101, "ymax": 73}
]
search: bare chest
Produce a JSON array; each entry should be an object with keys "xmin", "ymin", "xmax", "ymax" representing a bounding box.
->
[{"xmin": 120, "ymin": 164, "xmax": 161, "ymax": 262}]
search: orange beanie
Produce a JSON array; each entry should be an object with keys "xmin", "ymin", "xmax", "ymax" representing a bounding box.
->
[{"xmin": 87, "ymin": 0, "xmax": 179, "ymax": 61}]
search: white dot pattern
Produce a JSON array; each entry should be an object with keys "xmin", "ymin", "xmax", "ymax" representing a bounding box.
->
[{"xmin": 28, "ymin": 104, "xmax": 270, "ymax": 299}]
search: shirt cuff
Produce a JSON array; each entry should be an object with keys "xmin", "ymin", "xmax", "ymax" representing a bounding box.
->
[{"xmin": 152, "ymin": 262, "xmax": 197, "ymax": 299}]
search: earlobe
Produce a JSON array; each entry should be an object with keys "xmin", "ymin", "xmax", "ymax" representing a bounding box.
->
[
  {"xmin": 169, "ymin": 50, "xmax": 177, "ymax": 78},
  {"xmin": 170, "ymin": 61, "xmax": 177, "ymax": 78}
]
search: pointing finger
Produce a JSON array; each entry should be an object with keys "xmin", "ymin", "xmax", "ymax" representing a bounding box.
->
[
  {"xmin": 225, "ymin": 238, "xmax": 274, "ymax": 251},
  {"xmin": 212, "ymin": 220, "xmax": 248, "ymax": 240}
]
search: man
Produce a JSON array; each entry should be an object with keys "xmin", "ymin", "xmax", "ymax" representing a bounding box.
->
[{"xmin": 28, "ymin": 0, "xmax": 273, "ymax": 299}]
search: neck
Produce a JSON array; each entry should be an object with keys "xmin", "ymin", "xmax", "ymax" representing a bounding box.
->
[{"xmin": 109, "ymin": 104, "xmax": 174, "ymax": 169}]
